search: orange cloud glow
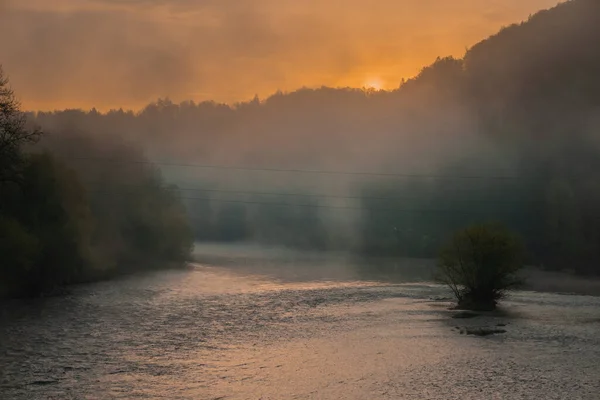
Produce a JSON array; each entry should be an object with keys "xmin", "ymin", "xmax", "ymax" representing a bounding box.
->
[{"xmin": 0, "ymin": 0, "xmax": 560, "ymax": 111}]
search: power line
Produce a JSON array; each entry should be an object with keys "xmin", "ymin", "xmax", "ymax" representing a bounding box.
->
[
  {"xmin": 86, "ymin": 183, "xmax": 538, "ymax": 205},
  {"xmin": 89, "ymin": 191, "xmax": 526, "ymax": 215},
  {"xmin": 66, "ymin": 156, "xmax": 525, "ymax": 181},
  {"xmin": 180, "ymin": 197, "xmax": 521, "ymax": 214}
]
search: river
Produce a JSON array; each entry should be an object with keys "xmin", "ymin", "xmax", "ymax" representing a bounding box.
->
[{"xmin": 1, "ymin": 245, "xmax": 599, "ymax": 399}]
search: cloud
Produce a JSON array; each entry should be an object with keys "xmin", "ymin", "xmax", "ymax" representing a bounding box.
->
[
  {"xmin": 0, "ymin": 7, "xmax": 195, "ymax": 107},
  {"xmin": 0, "ymin": 0, "xmax": 560, "ymax": 110}
]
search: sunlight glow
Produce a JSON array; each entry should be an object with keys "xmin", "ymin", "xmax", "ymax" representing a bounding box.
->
[
  {"xmin": 363, "ymin": 77, "xmax": 384, "ymax": 90},
  {"xmin": 2, "ymin": 0, "xmax": 560, "ymax": 110}
]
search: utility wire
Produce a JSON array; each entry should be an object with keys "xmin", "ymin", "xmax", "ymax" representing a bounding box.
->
[
  {"xmin": 89, "ymin": 191, "xmax": 526, "ymax": 214},
  {"xmin": 86, "ymin": 184, "xmax": 538, "ymax": 205},
  {"xmin": 66, "ymin": 156, "xmax": 525, "ymax": 181}
]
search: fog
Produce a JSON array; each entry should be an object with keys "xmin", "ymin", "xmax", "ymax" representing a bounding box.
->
[
  {"xmin": 3, "ymin": 2, "xmax": 600, "ymax": 399},
  {"xmin": 31, "ymin": 81, "xmax": 519, "ymax": 256},
  {"xmin": 15, "ymin": 0, "xmax": 597, "ymax": 279},
  {"xmin": 1, "ymin": 0, "xmax": 557, "ymax": 110},
  {"xmin": 191, "ymin": 241, "xmax": 440, "ymax": 285},
  {"xmin": 2, "ymin": 0, "xmax": 600, "ymax": 282}
]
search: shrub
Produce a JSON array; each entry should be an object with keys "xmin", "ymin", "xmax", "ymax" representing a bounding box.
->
[
  {"xmin": 436, "ymin": 223, "xmax": 525, "ymax": 310},
  {"xmin": 1, "ymin": 153, "xmax": 94, "ymax": 295},
  {"xmin": 0, "ymin": 66, "xmax": 194, "ymax": 298},
  {"xmin": 0, "ymin": 216, "xmax": 39, "ymax": 297}
]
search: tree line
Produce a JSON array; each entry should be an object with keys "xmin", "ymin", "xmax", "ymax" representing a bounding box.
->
[
  {"xmin": 0, "ymin": 67, "xmax": 193, "ymax": 298},
  {"xmin": 15, "ymin": 0, "xmax": 600, "ymax": 276}
]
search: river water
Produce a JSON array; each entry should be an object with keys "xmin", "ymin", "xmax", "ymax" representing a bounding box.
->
[{"xmin": 1, "ymin": 246, "xmax": 599, "ymax": 399}]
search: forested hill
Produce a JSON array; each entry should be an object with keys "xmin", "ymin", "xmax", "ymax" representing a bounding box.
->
[
  {"xmin": 29, "ymin": 0, "xmax": 600, "ymax": 275},
  {"xmin": 465, "ymin": 0, "xmax": 600, "ymax": 114}
]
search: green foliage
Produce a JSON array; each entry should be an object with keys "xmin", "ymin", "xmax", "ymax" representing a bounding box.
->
[
  {"xmin": 4, "ymin": 0, "xmax": 600, "ymax": 283},
  {"xmin": 20, "ymin": 0, "xmax": 598, "ymax": 274},
  {"xmin": 38, "ymin": 131, "xmax": 195, "ymax": 276},
  {"xmin": 0, "ymin": 146, "xmax": 194, "ymax": 298},
  {"xmin": 0, "ymin": 70, "xmax": 194, "ymax": 298},
  {"xmin": 1, "ymin": 153, "xmax": 93, "ymax": 295},
  {"xmin": 185, "ymin": 192, "xmax": 329, "ymax": 250},
  {"xmin": 0, "ymin": 216, "xmax": 39, "ymax": 297},
  {"xmin": 114, "ymin": 177, "xmax": 193, "ymax": 268},
  {"xmin": 437, "ymin": 224, "xmax": 525, "ymax": 310}
]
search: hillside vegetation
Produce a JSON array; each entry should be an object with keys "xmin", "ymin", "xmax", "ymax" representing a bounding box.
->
[
  {"xmin": 23, "ymin": 0, "xmax": 600, "ymax": 275},
  {"xmin": 0, "ymin": 68, "xmax": 193, "ymax": 298}
]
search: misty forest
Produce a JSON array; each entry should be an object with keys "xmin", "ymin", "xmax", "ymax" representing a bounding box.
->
[
  {"xmin": 1, "ymin": 1, "xmax": 600, "ymax": 398},
  {"xmin": 0, "ymin": 68, "xmax": 193, "ymax": 297},
  {"xmin": 3, "ymin": 0, "xmax": 599, "ymax": 297}
]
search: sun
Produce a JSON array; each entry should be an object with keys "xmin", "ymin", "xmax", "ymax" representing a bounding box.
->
[{"xmin": 364, "ymin": 77, "xmax": 384, "ymax": 90}]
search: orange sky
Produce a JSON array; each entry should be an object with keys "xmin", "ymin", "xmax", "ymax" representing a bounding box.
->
[{"xmin": 0, "ymin": 0, "xmax": 560, "ymax": 111}]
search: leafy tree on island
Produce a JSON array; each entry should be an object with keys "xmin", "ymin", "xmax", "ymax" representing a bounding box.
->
[{"xmin": 436, "ymin": 223, "xmax": 525, "ymax": 311}]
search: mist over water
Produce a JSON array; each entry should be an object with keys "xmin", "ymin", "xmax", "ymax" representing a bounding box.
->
[
  {"xmin": 4, "ymin": 1, "xmax": 600, "ymax": 272},
  {"xmin": 2, "ymin": 1, "xmax": 600, "ymax": 399},
  {"xmin": 25, "ymin": 0, "xmax": 600, "ymax": 267},
  {"xmin": 192, "ymin": 242, "xmax": 437, "ymax": 283},
  {"xmin": 1, "ymin": 248, "xmax": 599, "ymax": 399},
  {"xmin": 31, "ymin": 83, "xmax": 523, "ymax": 262}
]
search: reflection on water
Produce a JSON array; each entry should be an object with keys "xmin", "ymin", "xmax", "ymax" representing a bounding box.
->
[
  {"xmin": 1, "ymin": 247, "xmax": 599, "ymax": 399},
  {"xmin": 192, "ymin": 242, "xmax": 437, "ymax": 283}
]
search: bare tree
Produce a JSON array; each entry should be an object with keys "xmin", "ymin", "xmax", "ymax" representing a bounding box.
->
[{"xmin": 0, "ymin": 65, "xmax": 41, "ymax": 184}]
